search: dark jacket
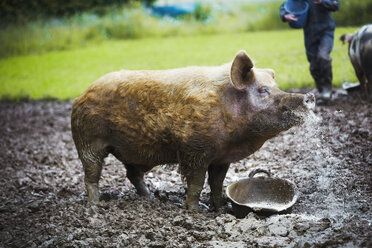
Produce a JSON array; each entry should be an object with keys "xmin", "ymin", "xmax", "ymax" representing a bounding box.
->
[
  {"xmin": 280, "ymin": 0, "xmax": 339, "ymax": 35},
  {"xmin": 280, "ymin": 0, "xmax": 340, "ymax": 92}
]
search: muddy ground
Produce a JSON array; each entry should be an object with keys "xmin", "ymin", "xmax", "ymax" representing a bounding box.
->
[{"xmin": 0, "ymin": 89, "xmax": 371, "ymax": 247}]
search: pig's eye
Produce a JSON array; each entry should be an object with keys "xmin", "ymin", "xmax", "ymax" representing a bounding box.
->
[{"xmin": 258, "ymin": 86, "xmax": 270, "ymax": 95}]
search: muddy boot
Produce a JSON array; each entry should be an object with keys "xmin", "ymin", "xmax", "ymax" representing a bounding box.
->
[
  {"xmin": 315, "ymin": 73, "xmax": 332, "ymax": 105},
  {"xmin": 317, "ymin": 89, "xmax": 332, "ymax": 105}
]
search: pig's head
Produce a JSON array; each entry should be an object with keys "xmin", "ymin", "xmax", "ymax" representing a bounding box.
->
[
  {"xmin": 340, "ymin": 33, "xmax": 354, "ymax": 45},
  {"xmin": 229, "ymin": 50, "xmax": 315, "ymax": 138}
]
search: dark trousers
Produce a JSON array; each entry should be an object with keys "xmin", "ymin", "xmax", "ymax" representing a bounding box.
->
[{"xmin": 305, "ymin": 31, "xmax": 334, "ymax": 93}]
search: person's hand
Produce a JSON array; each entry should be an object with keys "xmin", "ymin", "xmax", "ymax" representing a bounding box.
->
[
  {"xmin": 284, "ymin": 14, "xmax": 299, "ymax": 23},
  {"xmin": 314, "ymin": 0, "xmax": 322, "ymax": 4}
]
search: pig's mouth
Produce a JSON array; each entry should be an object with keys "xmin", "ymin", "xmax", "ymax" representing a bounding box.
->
[
  {"xmin": 248, "ymin": 108, "xmax": 310, "ymax": 136},
  {"xmin": 282, "ymin": 110, "xmax": 306, "ymax": 125},
  {"xmin": 278, "ymin": 92, "xmax": 316, "ymax": 129},
  {"xmin": 280, "ymin": 107, "xmax": 315, "ymax": 130}
]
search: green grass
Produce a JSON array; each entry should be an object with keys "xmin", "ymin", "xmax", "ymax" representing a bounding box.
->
[
  {"xmin": 0, "ymin": 28, "xmax": 358, "ymax": 100},
  {"xmin": 1, "ymin": 1, "xmax": 370, "ymax": 59},
  {"xmin": 0, "ymin": 2, "xmax": 283, "ymax": 59}
]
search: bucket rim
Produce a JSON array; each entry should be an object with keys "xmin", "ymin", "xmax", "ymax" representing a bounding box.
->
[
  {"xmin": 225, "ymin": 176, "xmax": 299, "ymax": 213},
  {"xmin": 284, "ymin": 0, "xmax": 309, "ymax": 15}
]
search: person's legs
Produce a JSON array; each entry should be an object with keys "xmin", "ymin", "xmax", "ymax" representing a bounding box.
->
[
  {"xmin": 305, "ymin": 30, "xmax": 334, "ymax": 103},
  {"xmin": 316, "ymin": 32, "xmax": 334, "ymax": 97},
  {"xmin": 305, "ymin": 35, "xmax": 323, "ymax": 91}
]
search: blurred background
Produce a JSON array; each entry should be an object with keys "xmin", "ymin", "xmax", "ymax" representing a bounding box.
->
[{"xmin": 0, "ymin": 0, "xmax": 371, "ymax": 99}]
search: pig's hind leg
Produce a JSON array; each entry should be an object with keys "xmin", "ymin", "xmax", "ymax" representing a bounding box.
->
[
  {"xmin": 361, "ymin": 58, "xmax": 372, "ymax": 100},
  {"xmin": 78, "ymin": 141, "xmax": 108, "ymax": 205},
  {"xmin": 125, "ymin": 164, "xmax": 151, "ymax": 197},
  {"xmin": 367, "ymin": 75, "xmax": 372, "ymax": 101}
]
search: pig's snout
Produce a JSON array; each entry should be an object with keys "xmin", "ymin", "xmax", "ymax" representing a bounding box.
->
[
  {"xmin": 303, "ymin": 93, "xmax": 315, "ymax": 109},
  {"xmin": 279, "ymin": 92, "xmax": 315, "ymax": 112}
]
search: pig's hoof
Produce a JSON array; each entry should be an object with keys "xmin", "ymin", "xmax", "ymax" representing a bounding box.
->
[
  {"xmin": 183, "ymin": 201, "xmax": 208, "ymax": 212},
  {"xmin": 183, "ymin": 202, "xmax": 200, "ymax": 212},
  {"xmin": 86, "ymin": 200, "xmax": 99, "ymax": 207},
  {"xmin": 210, "ymin": 198, "xmax": 227, "ymax": 211},
  {"xmin": 136, "ymin": 187, "xmax": 151, "ymax": 198},
  {"xmin": 215, "ymin": 204, "xmax": 230, "ymax": 214},
  {"xmin": 85, "ymin": 205, "xmax": 100, "ymax": 215},
  {"xmin": 140, "ymin": 192, "xmax": 154, "ymax": 200}
]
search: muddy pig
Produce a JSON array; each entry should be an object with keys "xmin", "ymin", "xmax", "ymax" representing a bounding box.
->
[
  {"xmin": 340, "ymin": 24, "xmax": 372, "ymax": 100},
  {"xmin": 71, "ymin": 50, "xmax": 315, "ymax": 210}
]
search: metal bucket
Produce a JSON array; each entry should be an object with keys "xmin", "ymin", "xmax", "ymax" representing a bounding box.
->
[
  {"xmin": 226, "ymin": 169, "xmax": 299, "ymax": 218},
  {"xmin": 342, "ymin": 82, "xmax": 361, "ymax": 93}
]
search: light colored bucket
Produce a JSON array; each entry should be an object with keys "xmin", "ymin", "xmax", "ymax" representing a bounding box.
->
[{"xmin": 226, "ymin": 169, "xmax": 299, "ymax": 218}]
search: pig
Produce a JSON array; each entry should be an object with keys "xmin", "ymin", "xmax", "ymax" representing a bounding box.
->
[
  {"xmin": 71, "ymin": 50, "xmax": 315, "ymax": 210},
  {"xmin": 340, "ymin": 24, "xmax": 372, "ymax": 100}
]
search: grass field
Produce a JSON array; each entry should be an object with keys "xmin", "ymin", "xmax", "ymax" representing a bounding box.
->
[{"xmin": 0, "ymin": 27, "xmax": 357, "ymax": 100}]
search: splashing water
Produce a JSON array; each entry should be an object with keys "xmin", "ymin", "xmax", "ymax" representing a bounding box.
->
[
  {"xmin": 220, "ymin": 108, "xmax": 360, "ymax": 246},
  {"xmin": 296, "ymin": 109, "xmax": 347, "ymax": 218}
]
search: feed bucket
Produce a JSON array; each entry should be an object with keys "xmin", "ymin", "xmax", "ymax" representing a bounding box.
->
[
  {"xmin": 226, "ymin": 169, "xmax": 299, "ymax": 218},
  {"xmin": 284, "ymin": 0, "xmax": 309, "ymax": 29}
]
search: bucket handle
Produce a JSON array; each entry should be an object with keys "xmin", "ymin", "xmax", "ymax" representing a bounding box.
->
[{"xmin": 249, "ymin": 168, "xmax": 271, "ymax": 178}]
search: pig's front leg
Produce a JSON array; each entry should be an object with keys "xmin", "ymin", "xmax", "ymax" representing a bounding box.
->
[
  {"xmin": 208, "ymin": 163, "xmax": 230, "ymax": 210},
  {"xmin": 184, "ymin": 165, "xmax": 208, "ymax": 210}
]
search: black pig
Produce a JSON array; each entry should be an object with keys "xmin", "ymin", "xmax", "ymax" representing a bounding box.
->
[{"xmin": 341, "ymin": 24, "xmax": 372, "ymax": 100}]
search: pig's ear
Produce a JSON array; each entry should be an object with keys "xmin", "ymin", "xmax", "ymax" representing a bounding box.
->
[
  {"xmin": 265, "ymin": 69, "xmax": 275, "ymax": 79},
  {"xmin": 230, "ymin": 50, "xmax": 254, "ymax": 90}
]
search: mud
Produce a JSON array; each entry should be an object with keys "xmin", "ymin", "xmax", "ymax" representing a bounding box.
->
[{"xmin": 0, "ymin": 89, "xmax": 371, "ymax": 247}]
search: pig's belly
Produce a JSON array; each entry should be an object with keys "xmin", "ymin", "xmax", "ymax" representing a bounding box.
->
[
  {"xmin": 212, "ymin": 144, "xmax": 258, "ymax": 165},
  {"xmin": 107, "ymin": 135, "xmax": 179, "ymax": 168}
]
